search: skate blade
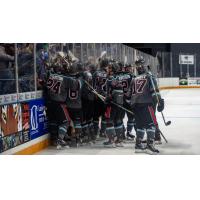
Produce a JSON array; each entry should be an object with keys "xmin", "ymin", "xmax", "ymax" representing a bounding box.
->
[
  {"xmin": 88, "ymin": 141, "xmax": 96, "ymax": 146},
  {"xmin": 57, "ymin": 145, "xmax": 70, "ymax": 150},
  {"xmin": 135, "ymin": 149, "xmax": 146, "ymax": 153},
  {"xmin": 124, "ymin": 140, "xmax": 135, "ymax": 144},
  {"xmin": 145, "ymin": 149, "xmax": 159, "ymax": 155},
  {"xmin": 115, "ymin": 143, "xmax": 124, "ymax": 147},
  {"xmin": 63, "ymin": 145, "xmax": 70, "ymax": 149},
  {"xmin": 56, "ymin": 145, "xmax": 62, "ymax": 150},
  {"xmin": 155, "ymin": 141, "xmax": 162, "ymax": 145},
  {"xmin": 126, "ymin": 136, "xmax": 135, "ymax": 140},
  {"xmin": 104, "ymin": 144, "xmax": 117, "ymax": 148}
]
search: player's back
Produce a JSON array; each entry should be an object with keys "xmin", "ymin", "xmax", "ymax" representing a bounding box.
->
[
  {"xmin": 93, "ymin": 70, "xmax": 107, "ymax": 96},
  {"xmin": 46, "ymin": 73, "xmax": 78, "ymax": 103},
  {"xmin": 65, "ymin": 74, "xmax": 83, "ymax": 109},
  {"xmin": 130, "ymin": 73, "xmax": 153, "ymax": 104},
  {"xmin": 82, "ymin": 70, "xmax": 95, "ymax": 101},
  {"xmin": 118, "ymin": 72, "xmax": 133, "ymax": 98}
]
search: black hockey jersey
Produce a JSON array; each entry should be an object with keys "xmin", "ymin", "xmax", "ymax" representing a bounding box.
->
[
  {"xmin": 106, "ymin": 74, "xmax": 124, "ymax": 105},
  {"xmin": 118, "ymin": 72, "xmax": 133, "ymax": 98},
  {"xmin": 93, "ymin": 70, "xmax": 107, "ymax": 96},
  {"xmin": 65, "ymin": 74, "xmax": 83, "ymax": 109},
  {"xmin": 82, "ymin": 71, "xmax": 95, "ymax": 101},
  {"xmin": 129, "ymin": 73, "xmax": 158, "ymax": 104},
  {"xmin": 46, "ymin": 73, "xmax": 78, "ymax": 102}
]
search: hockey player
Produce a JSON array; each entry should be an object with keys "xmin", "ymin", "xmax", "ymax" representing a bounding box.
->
[
  {"xmin": 147, "ymin": 65, "xmax": 163, "ymax": 144},
  {"xmin": 103, "ymin": 60, "xmax": 124, "ymax": 147},
  {"xmin": 120, "ymin": 63, "xmax": 136, "ymax": 140},
  {"xmin": 81, "ymin": 63, "xmax": 96, "ymax": 144},
  {"xmin": 64, "ymin": 61, "xmax": 84, "ymax": 146},
  {"xmin": 46, "ymin": 56, "xmax": 79, "ymax": 150},
  {"xmin": 92, "ymin": 58, "xmax": 108, "ymax": 138},
  {"xmin": 128, "ymin": 58, "xmax": 164, "ymax": 154}
]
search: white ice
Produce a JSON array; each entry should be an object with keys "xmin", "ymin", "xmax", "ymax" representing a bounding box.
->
[{"xmin": 37, "ymin": 88, "xmax": 200, "ymax": 155}]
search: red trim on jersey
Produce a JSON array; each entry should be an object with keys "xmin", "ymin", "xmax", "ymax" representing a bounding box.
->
[
  {"xmin": 148, "ymin": 106, "xmax": 158, "ymax": 127},
  {"xmin": 61, "ymin": 103, "xmax": 71, "ymax": 122},
  {"xmin": 105, "ymin": 106, "xmax": 111, "ymax": 119}
]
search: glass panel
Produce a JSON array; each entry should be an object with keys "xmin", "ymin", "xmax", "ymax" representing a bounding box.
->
[
  {"xmin": 107, "ymin": 43, "xmax": 111, "ymax": 59},
  {"xmin": 111, "ymin": 44, "xmax": 117, "ymax": 60},
  {"xmin": 0, "ymin": 43, "xmax": 16, "ymax": 95},
  {"xmin": 123, "ymin": 45, "xmax": 128, "ymax": 64},
  {"xmin": 102, "ymin": 43, "xmax": 107, "ymax": 52},
  {"xmin": 48, "ymin": 43, "xmax": 62, "ymax": 73},
  {"xmin": 63, "ymin": 43, "xmax": 73, "ymax": 53},
  {"xmin": 17, "ymin": 43, "xmax": 35, "ymax": 93},
  {"xmin": 116, "ymin": 44, "xmax": 119, "ymax": 61},
  {"xmin": 122, "ymin": 45, "xmax": 125, "ymax": 62},
  {"xmin": 87, "ymin": 43, "xmax": 95, "ymax": 64},
  {"xmin": 48, "ymin": 43, "xmax": 61, "ymax": 61},
  {"xmin": 73, "ymin": 43, "xmax": 81, "ymax": 60},
  {"xmin": 36, "ymin": 43, "xmax": 49, "ymax": 90},
  {"xmin": 81, "ymin": 43, "xmax": 88, "ymax": 63},
  {"xmin": 94, "ymin": 43, "xmax": 101, "ymax": 61}
]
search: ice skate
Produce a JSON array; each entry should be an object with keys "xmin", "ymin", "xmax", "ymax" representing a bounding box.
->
[
  {"xmin": 135, "ymin": 138, "xmax": 146, "ymax": 153},
  {"xmin": 115, "ymin": 139, "xmax": 124, "ymax": 147},
  {"xmin": 126, "ymin": 132, "xmax": 135, "ymax": 141},
  {"xmin": 56, "ymin": 139, "xmax": 70, "ymax": 150},
  {"xmin": 103, "ymin": 140, "xmax": 116, "ymax": 148},
  {"xmin": 155, "ymin": 134, "xmax": 162, "ymax": 145},
  {"xmin": 99, "ymin": 131, "xmax": 106, "ymax": 138},
  {"xmin": 146, "ymin": 140, "xmax": 159, "ymax": 154}
]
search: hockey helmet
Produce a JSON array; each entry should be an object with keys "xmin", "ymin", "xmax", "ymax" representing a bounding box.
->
[
  {"xmin": 68, "ymin": 61, "xmax": 80, "ymax": 74},
  {"xmin": 135, "ymin": 57, "xmax": 145, "ymax": 65},
  {"xmin": 135, "ymin": 57, "xmax": 146, "ymax": 75},
  {"xmin": 76, "ymin": 61, "xmax": 84, "ymax": 73},
  {"xmin": 116, "ymin": 61, "xmax": 124, "ymax": 72},
  {"xmin": 124, "ymin": 63, "xmax": 133, "ymax": 72},
  {"xmin": 88, "ymin": 64, "xmax": 97, "ymax": 73},
  {"xmin": 67, "ymin": 50, "xmax": 79, "ymax": 63},
  {"xmin": 107, "ymin": 59, "xmax": 120, "ymax": 73},
  {"xmin": 100, "ymin": 58, "xmax": 109, "ymax": 70}
]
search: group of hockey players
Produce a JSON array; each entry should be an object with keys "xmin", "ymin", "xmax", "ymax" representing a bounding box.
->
[{"xmin": 41, "ymin": 50, "xmax": 165, "ymax": 154}]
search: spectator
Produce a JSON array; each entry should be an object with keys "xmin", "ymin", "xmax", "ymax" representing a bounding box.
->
[
  {"xmin": 0, "ymin": 44, "xmax": 15, "ymax": 95},
  {"xmin": 18, "ymin": 43, "xmax": 35, "ymax": 92}
]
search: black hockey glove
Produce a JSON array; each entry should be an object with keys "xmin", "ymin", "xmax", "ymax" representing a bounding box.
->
[
  {"xmin": 75, "ymin": 73, "xmax": 81, "ymax": 78},
  {"xmin": 157, "ymin": 98, "xmax": 164, "ymax": 112},
  {"xmin": 105, "ymin": 96, "xmax": 111, "ymax": 104}
]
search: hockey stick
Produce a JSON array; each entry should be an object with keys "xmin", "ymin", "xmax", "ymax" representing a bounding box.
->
[
  {"xmin": 83, "ymin": 80, "xmax": 134, "ymax": 115},
  {"xmin": 147, "ymin": 106, "xmax": 168, "ymax": 143},
  {"xmin": 147, "ymin": 72, "xmax": 171, "ymax": 126},
  {"xmin": 159, "ymin": 129, "xmax": 168, "ymax": 143}
]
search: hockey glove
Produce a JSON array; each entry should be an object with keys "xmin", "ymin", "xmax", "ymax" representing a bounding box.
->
[
  {"xmin": 157, "ymin": 98, "xmax": 164, "ymax": 112},
  {"xmin": 105, "ymin": 96, "xmax": 111, "ymax": 104}
]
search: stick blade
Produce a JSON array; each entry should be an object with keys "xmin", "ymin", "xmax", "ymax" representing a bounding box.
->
[{"xmin": 166, "ymin": 121, "xmax": 171, "ymax": 126}]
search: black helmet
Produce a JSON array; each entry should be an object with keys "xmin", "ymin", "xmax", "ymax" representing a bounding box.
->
[
  {"xmin": 117, "ymin": 61, "xmax": 124, "ymax": 72},
  {"xmin": 100, "ymin": 58, "xmax": 109, "ymax": 69},
  {"xmin": 76, "ymin": 62, "xmax": 84, "ymax": 73},
  {"xmin": 107, "ymin": 59, "xmax": 121, "ymax": 73},
  {"xmin": 68, "ymin": 61, "xmax": 79, "ymax": 74},
  {"xmin": 88, "ymin": 64, "xmax": 97, "ymax": 73},
  {"xmin": 135, "ymin": 57, "xmax": 145, "ymax": 66},
  {"xmin": 124, "ymin": 63, "xmax": 132, "ymax": 72},
  {"xmin": 135, "ymin": 57, "xmax": 146, "ymax": 75}
]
